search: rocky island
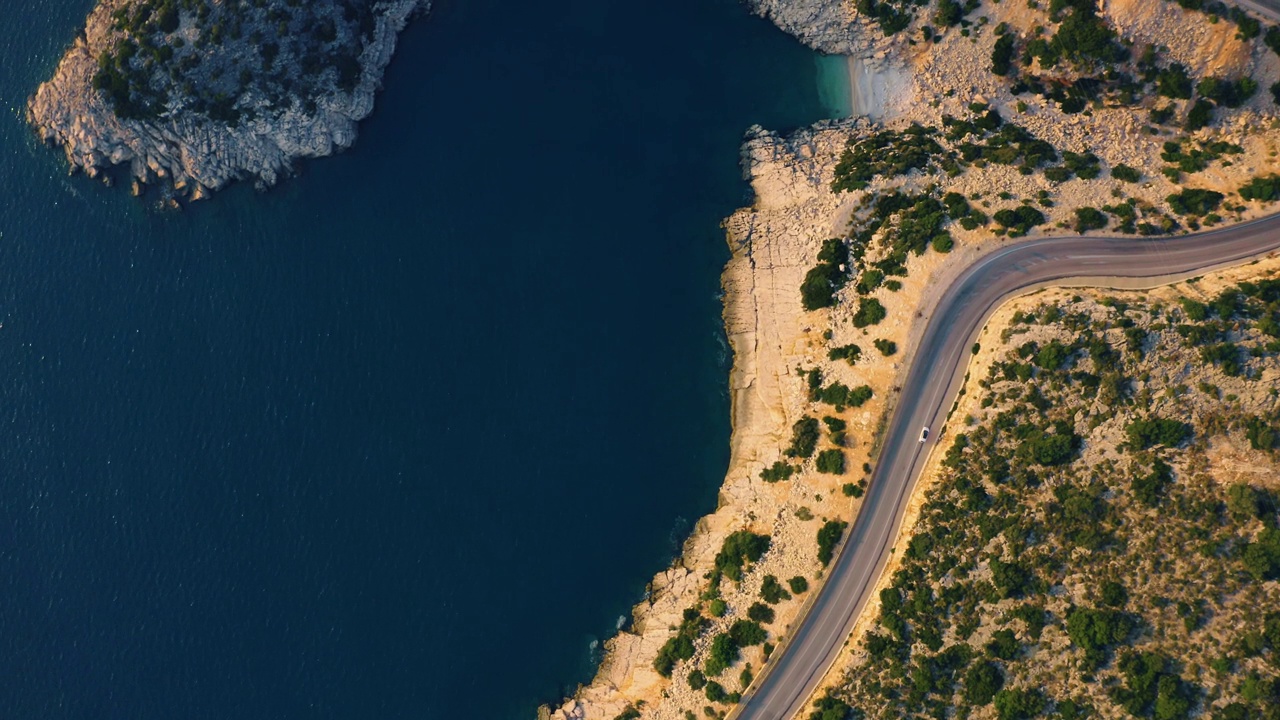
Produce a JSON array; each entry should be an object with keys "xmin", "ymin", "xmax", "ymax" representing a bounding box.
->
[{"xmin": 28, "ymin": 0, "xmax": 428, "ymax": 200}]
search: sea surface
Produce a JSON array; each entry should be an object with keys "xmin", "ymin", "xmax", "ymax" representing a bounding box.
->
[{"xmin": 0, "ymin": 1, "xmax": 844, "ymax": 717}]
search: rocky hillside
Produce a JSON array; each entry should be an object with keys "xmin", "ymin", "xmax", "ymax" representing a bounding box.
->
[
  {"xmin": 820, "ymin": 269, "xmax": 1280, "ymax": 720},
  {"xmin": 28, "ymin": 0, "xmax": 428, "ymax": 200}
]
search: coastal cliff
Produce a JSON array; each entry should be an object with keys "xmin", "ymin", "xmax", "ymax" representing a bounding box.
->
[{"xmin": 28, "ymin": 0, "xmax": 427, "ymax": 199}]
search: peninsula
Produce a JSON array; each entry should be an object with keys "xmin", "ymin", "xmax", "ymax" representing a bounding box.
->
[
  {"xmin": 27, "ymin": 0, "xmax": 428, "ymax": 200},
  {"xmin": 545, "ymin": 1, "xmax": 1280, "ymax": 719}
]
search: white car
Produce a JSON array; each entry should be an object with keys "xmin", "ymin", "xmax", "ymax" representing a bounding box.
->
[{"xmin": 919, "ymin": 427, "xmax": 930, "ymax": 443}]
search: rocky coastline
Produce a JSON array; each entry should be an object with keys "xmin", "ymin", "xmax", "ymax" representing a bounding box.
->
[
  {"xmin": 27, "ymin": 0, "xmax": 428, "ymax": 200},
  {"xmin": 543, "ymin": 0, "xmax": 1280, "ymax": 717}
]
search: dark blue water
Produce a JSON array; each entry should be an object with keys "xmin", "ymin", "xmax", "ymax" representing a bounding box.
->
[{"xmin": 0, "ymin": 1, "xmax": 840, "ymax": 717}]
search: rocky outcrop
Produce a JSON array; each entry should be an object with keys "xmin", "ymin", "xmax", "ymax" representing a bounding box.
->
[
  {"xmin": 743, "ymin": 0, "xmax": 886, "ymax": 56},
  {"xmin": 27, "ymin": 0, "xmax": 428, "ymax": 199}
]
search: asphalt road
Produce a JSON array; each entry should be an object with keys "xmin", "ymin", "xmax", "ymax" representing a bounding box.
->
[
  {"xmin": 733, "ymin": 215, "xmax": 1280, "ymax": 720},
  {"xmin": 1233, "ymin": 0, "xmax": 1280, "ymax": 23}
]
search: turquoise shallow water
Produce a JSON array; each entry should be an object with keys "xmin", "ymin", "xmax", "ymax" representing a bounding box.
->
[{"xmin": 0, "ymin": 1, "xmax": 841, "ymax": 718}]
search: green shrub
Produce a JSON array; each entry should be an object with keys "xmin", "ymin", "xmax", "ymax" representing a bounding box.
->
[
  {"xmin": 760, "ymin": 461, "xmax": 797, "ymax": 483},
  {"xmin": 832, "ymin": 125, "xmax": 947, "ymax": 192},
  {"xmin": 714, "ymin": 531, "xmax": 772, "ymax": 582},
  {"xmin": 1239, "ymin": 175, "xmax": 1280, "ymax": 202},
  {"xmin": 653, "ymin": 607, "xmax": 710, "ymax": 676},
  {"xmin": 986, "ymin": 629, "xmax": 1020, "ymax": 660},
  {"xmin": 761, "ymin": 575, "xmax": 792, "ymax": 604},
  {"xmin": 1167, "ymin": 188, "xmax": 1223, "ymax": 216},
  {"xmin": 808, "ymin": 694, "xmax": 857, "ymax": 720},
  {"xmin": 1132, "ymin": 459, "xmax": 1174, "ymax": 507},
  {"xmin": 747, "ymin": 602, "xmax": 776, "ymax": 624},
  {"xmin": 1245, "ymin": 416, "xmax": 1279, "ymax": 452},
  {"xmin": 1197, "ymin": 76, "xmax": 1257, "ymax": 108},
  {"xmin": 1066, "ymin": 606, "xmax": 1135, "ymax": 665},
  {"xmin": 1125, "ymin": 418, "xmax": 1191, "ymax": 449},
  {"xmin": 1074, "ymin": 207, "xmax": 1107, "ymax": 233},
  {"xmin": 1111, "ymin": 164, "xmax": 1142, "ymax": 182},
  {"xmin": 991, "ymin": 559, "xmax": 1035, "ymax": 598},
  {"xmin": 785, "ymin": 417, "xmax": 822, "ymax": 458},
  {"xmin": 817, "ymin": 520, "xmax": 848, "ymax": 566},
  {"xmin": 1184, "ymin": 99, "xmax": 1215, "ymax": 131},
  {"xmin": 992, "ymin": 34, "xmax": 1017, "ymax": 76},
  {"xmin": 993, "ymin": 687, "xmax": 1045, "ymax": 720},
  {"xmin": 788, "ymin": 576, "xmax": 810, "ymax": 594},
  {"xmin": 729, "ymin": 619, "xmax": 767, "ymax": 647},
  {"xmin": 874, "ymin": 338, "xmax": 897, "ymax": 356},
  {"xmin": 704, "ymin": 633, "xmax": 739, "ymax": 676},
  {"xmin": 816, "ymin": 449, "xmax": 846, "ymax": 475},
  {"xmin": 828, "ymin": 344, "xmax": 862, "ymax": 365},
  {"xmin": 687, "ymin": 669, "xmax": 707, "ymax": 690},
  {"xmin": 1242, "ymin": 527, "xmax": 1280, "ymax": 580},
  {"xmin": 1200, "ymin": 342, "xmax": 1244, "ymax": 375},
  {"xmin": 705, "ymin": 679, "xmax": 728, "ymax": 702},
  {"xmin": 963, "ymin": 661, "xmax": 1005, "ymax": 705},
  {"xmin": 853, "ymin": 298, "xmax": 888, "ymax": 327},
  {"xmin": 1157, "ymin": 63, "xmax": 1194, "ymax": 99},
  {"xmin": 801, "ymin": 239, "xmax": 852, "ymax": 311}
]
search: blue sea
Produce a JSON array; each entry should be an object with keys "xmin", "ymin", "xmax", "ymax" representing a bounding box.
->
[{"xmin": 0, "ymin": 1, "xmax": 844, "ymax": 717}]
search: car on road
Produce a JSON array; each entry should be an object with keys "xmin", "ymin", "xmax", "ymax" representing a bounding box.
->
[{"xmin": 919, "ymin": 427, "xmax": 930, "ymax": 443}]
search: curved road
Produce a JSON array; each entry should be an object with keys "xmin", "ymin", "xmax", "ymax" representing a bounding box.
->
[{"xmin": 734, "ymin": 215, "xmax": 1280, "ymax": 720}]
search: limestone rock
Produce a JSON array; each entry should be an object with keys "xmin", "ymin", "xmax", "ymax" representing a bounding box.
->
[{"xmin": 27, "ymin": 0, "xmax": 429, "ymax": 200}]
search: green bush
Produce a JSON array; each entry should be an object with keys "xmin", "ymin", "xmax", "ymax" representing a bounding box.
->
[
  {"xmin": 801, "ymin": 239, "xmax": 852, "ymax": 311},
  {"xmin": 808, "ymin": 694, "xmax": 857, "ymax": 720},
  {"xmin": 832, "ymin": 125, "xmax": 947, "ymax": 192},
  {"xmin": 1184, "ymin": 99, "xmax": 1215, "ymax": 131},
  {"xmin": 986, "ymin": 629, "xmax": 1020, "ymax": 660},
  {"xmin": 747, "ymin": 602, "xmax": 775, "ymax": 624},
  {"xmin": 788, "ymin": 575, "xmax": 810, "ymax": 594},
  {"xmin": 1074, "ymin": 207, "xmax": 1107, "ymax": 233},
  {"xmin": 785, "ymin": 417, "xmax": 821, "ymax": 458},
  {"xmin": 1197, "ymin": 76, "xmax": 1257, "ymax": 108},
  {"xmin": 1066, "ymin": 606, "xmax": 1135, "ymax": 665},
  {"xmin": 1157, "ymin": 63, "xmax": 1194, "ymax": 99},
  {"xmin": 729, "ymin": 619, "xmax": 767, "ymax": 647},
  {"xmin": 1125, "ymin": 418, "xmax": 1191, "ymax": 449},
  {"xmin": 653, "ymin": 607, "xmax": 710, "ymax": 676},
  {"xmin": 705, "ymin": 679, "xmax": 728, "ymax": 702},
  {"xmin": 1021, "ymin": 431, "xmax": 1078, "ymax": 466},
  {"xmin": 963, "ymin": 661, "xmax": 1005, "ymax": 705},
  {"xmin": 714, "ymin": 531, "xmax": 771, "ymax": 582},
  {"xmin": 1200, "ymin": 342, "xmax": 1244, "ymax": 375},
  {"xmin": 993, "ymin": 206, "xmax": 1046, "ymax": 236},
  {"xmin": 991, "ymin": 559, "xmax": 1035, "ymax": 598},
  {"xmin": 828, "ymin": 344, "xmax": 862, "ymax": 365},
  {"xmin": 874, "ymin": 339, "xmax": 898, "ymax": 356},
  {"xmin": 1136, "ymin": 458, "xmax": 1172, "ymax": 504},
  {"xmin": 991, "ymin": 34, "xmax": 1017, "ymax": 76},
  {"xmin": 687, "ymin": 669, "xmax": 707, "ymax": 690},
  {"xmin": 761, "ymin": 575, "xmax": 792, "ymax": 604},
  {"xmin": 1239, "ymin": 175, "xmax": 1280, "ymax": 202},
  {"xmin": 760, "ymin": 461, "xmax": 797, "ymax": 483},
  {"xmin": 853, "ymin": 298, "xmax": 888, "ymax": 327},
  {"xmin": 1167, "ymin": 188, "xmax": 1223, "ymax": 216},
  {"xmin": 1245, "ymin": 416, "xmax": 1279, "ymax": 452},
  {"xmin": 1241, "ymin": 526, "xmax": 1280, "ymax": 581},
  {"xmin": 816, "ymin": 449, "xmax": 847, "ymax": 475},
  {"xmin": 1111, "ymin": 164, "xmax": 1142, "ymax": 183},
  {"xmin": 704, "ymin": 633, "xmax": 739, "ymax": 676},
  {"xmin": 993, "ymin": 687, "xmax": 1045, "ymax": 720},
  {"xmin": 817, "ymin": 520, "xmax": 848, "ymax": 566}
]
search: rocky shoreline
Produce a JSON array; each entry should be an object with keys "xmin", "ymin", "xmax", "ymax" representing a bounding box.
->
[{"xmin": 27, "ymin": 0, "xmax": 428, "ymax": 200}]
